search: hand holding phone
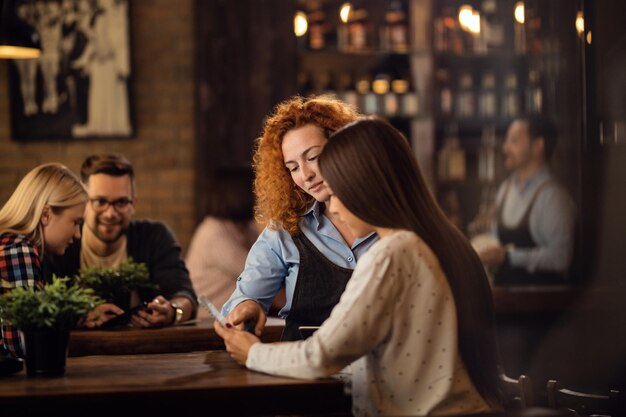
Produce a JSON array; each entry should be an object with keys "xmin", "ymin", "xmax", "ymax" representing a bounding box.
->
[
  {"xmin": 102, "ymin": 301, "xmax": 152, "ymax": 328},
  {"xmin": 198, "ymin": 295, "xmax": 227, "ymax": 326}
]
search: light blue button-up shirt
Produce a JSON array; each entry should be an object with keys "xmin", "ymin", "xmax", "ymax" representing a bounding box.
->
[{"xmin": 222, "ymin": 201, "xmax": 378, "ymax": 318}]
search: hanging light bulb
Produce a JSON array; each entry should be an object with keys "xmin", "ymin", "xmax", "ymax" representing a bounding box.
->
[
  {"xmin": 575, "ymin": 11, "xmax": 584, "ymax": 37},
  {"xmin": 458, "ymin": 5, "xmax": 474, "ymax": 31},
  {"xmin": 0, "ymin": 0, "xmax": 41, "ymax": 59},
  {"xmin": 294, "ymin": 10, "xmax": 308, "ymax": 37},
  {"xmin": 468, "ymin": 10, "xmax": 481, "ymax": 35},
  {"xmin": 514, "ymin": 2, "xmax": 525, "ymax": 25},
  {"xmin": 339, "ymin": 2, "xmax": 351, "ymax": 24}
]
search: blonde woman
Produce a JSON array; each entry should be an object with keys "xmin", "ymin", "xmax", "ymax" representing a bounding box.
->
[{"xmin": 0, "ymin": 163, "xmax": 88, "ymax": 357}]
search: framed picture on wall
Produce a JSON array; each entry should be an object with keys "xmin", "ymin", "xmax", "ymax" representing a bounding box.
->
[{"xmin": 8, "ymin": 0, "xmax": 133, "ymax": 141}]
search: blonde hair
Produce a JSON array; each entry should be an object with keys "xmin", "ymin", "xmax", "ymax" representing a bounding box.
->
[{"xmin": 0, "ymin": 163, "xmax": 88, "ymax": 253}]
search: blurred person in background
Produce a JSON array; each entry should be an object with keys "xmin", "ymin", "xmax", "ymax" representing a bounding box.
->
[
  {"xmin": 186, "ymin": 168, "xmax": 262, "ymax": 316},
  {"xmin": 476, "ymin": 116, "xmax": 576, "ymax": 285}
]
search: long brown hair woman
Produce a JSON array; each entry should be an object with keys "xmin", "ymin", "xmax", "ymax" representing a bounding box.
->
[{"xmin": 216, "ymin": 118, "xmax": 503, "ymax": 416}]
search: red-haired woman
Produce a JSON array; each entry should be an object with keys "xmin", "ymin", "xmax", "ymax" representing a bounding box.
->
[{"xmin": 221, "ymin": 95, "xmax": 378, "ymax": 340}]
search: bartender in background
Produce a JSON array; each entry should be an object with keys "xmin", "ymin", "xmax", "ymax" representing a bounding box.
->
[{"xmin": 476, "ymin": 116, "xmax": 576, "ymax": 285}]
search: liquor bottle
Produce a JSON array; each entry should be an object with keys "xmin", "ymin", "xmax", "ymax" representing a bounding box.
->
[
  {"xmin": 525, "ymin": 69, "xmax": 543, "ymax": 114},
  {"xmin": 372, "ymin": 72, "xmax": 391, "ymax": 116},
  {"xmin": 317, "ymin": 71, "xmax": 335, "ymax": 96},
  {"xmin": 438, "ymin": 124, "xmax": 465, "ymax": 181},
  {"xmin": 391, "ymin": 76, "xmax": 407, "ymax": 116},
  {"xmin": 456, "ymin": 72, "xmax": 476, "ymax": 119},
  {"xmin": 347, "ymin": 1, "xmax": 371, "ymax": 51},
  {"xmin": 436, "ymin": 68, "xmax": 453, "ymax": 117},
  {"xmin": 398, "ymin": 75, "xmax": 419, "ymax": 117},
  {"xmin": 381, "ymin": 0, "xmax": 409, "ymax": 53},
  {"xmin": 501, "ymin": 72, "xmax": 520, "ymax": 119},
  {"xmin": 297, "ymin": 70, "xmax": 314, "ymax": 97},
  {"xmin": 478, "ymin": 72, "xmax": 497, "ymax": 119},
  {"xmin": 338, "ymin": 72, "xmax": 359, "ymax": 110},
  {"xmin": 307, "ymin": 1, "xmax": 327, "ymax": 50},
  {"xmin": 356, "ymin": 74, "xmax": 378, "ymax": 115},
  {"xmin": 481, "ymin": 0, "xmax": 504, "ymax": 52},
  {"xmin": 441, "ymin": 190, "xmax": 464, "ymax": 231},
  {"xmin": 478, "ymin": 125, "xmax": 497, "ymax": 183}
]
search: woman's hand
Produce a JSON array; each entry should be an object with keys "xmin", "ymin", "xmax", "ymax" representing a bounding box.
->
[
  {"xmin": 213, "ymin": 319, "xmax": 261, "ymax": 365},
  {"xmin": 82, "ymin": 303, "xmax": 124, "ymax": 328},
  {"xmin": 225, "ymin": 300, "xmax": 267, "ymax": 336}
]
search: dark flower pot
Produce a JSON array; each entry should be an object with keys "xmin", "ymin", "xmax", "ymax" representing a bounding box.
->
[{"xmin": 19, "ymin": 329, "xmax": 70, "ymax": 377}]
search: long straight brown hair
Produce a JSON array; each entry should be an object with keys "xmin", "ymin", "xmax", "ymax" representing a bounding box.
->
[{"xmin": 319, "ymin": 117, "xmax": 502, "ymax": 407}]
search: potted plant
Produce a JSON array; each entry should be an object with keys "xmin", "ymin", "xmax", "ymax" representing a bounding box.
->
[
  {"xmin": 76, "ymin": 258, "xmax": 155, "ymax": 311},
  {"xmin": 0, "ymin": 276, "xmax": 102, "ymax": 376}
]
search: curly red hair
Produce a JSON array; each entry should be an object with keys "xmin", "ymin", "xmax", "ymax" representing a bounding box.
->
[{"xmin": 253, "ymin": 95, "xmax": 359, "ymax": 234}]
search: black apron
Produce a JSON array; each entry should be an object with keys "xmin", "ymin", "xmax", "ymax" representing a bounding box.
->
[
  {"xmin": 282, "ymin": 232, "xmax": 353, "ymax": 341},
  {"xmin": 495, "ymin": 180, "xmax": 564, "ymax": 286}
]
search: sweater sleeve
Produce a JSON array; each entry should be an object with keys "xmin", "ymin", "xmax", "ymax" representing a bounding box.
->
[{"xmin": 133, "ymin": 221, "xmax": 198, "ymax": 317}]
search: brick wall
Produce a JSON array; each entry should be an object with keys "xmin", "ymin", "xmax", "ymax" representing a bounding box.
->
[{"xmin": 0, "ymin": 0, "xmax": 197, "ymax": 251}]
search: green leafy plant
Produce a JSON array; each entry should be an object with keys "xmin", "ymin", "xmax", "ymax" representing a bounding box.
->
[
  {"xmin": 0, "ymin": 276, "xmax": 103, "ymax": 331},
  {"xmin": 76, "ymin": 258, "xmax": 156, "ymax": 303}
]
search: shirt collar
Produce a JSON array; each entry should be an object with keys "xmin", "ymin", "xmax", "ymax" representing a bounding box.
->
[
  {"xmin": 512, "ymin": 166, "xmax": 551, "ymax": 192},
  {"xmin": 302, "ymin": 200, "xmax": 324, "ymax": 230}
]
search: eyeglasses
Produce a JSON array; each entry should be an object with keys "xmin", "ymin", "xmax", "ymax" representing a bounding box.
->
[{"xmin": 88, "ymin": 197, "xmax": 133, "ymax": 213}]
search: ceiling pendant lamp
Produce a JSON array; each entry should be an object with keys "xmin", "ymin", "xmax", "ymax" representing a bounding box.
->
[{"xmin": 0, "ymin": 0, "xmax": 41, "ymax": 59}]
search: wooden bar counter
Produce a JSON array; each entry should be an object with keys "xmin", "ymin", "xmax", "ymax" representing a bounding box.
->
[
  {"xmin": 68, "ymin": 318, "xmax": 285, "ymax": 357},
  {"xmin": 0, "ymin": 350, "xmax": 351, "ymax": 417}
]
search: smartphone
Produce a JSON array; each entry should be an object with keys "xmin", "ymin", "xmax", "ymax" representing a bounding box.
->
[
  {"xmin": 198, "ymin": 295, "xmax": 227, "ymax": 326},
  {"xmin": 298, "ymin": 325, "xmax": 320, "ymax": 339},
  {"xmin": 102, "ymin": 301, "xmax": 151, "ymax": 328}
]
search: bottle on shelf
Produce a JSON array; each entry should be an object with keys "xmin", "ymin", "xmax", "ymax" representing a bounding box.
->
[
  {"xmin": 478, "ymin": 125, "xmax": 497, "ymax": 183},
  {"xmin": 440, "ymin": 190, "xmax": 464, "ymax": 231},
  {"xmin": 337, "ymin": 72, "xmax": 359, "ymax": 110},
  {"xmin": 397, "ymin": 74, "xmax": 419, "ymax": 118},
  {"xmin": 438, "ymin": 125, "xmax": 466, "ymax": 182},
  {"xmin": 306, "ymin": 0, "xmax": 327, "ymax": 50},
  {"xmin": 501, "ymin": 72, "xmax": 520, "ymax": 119},
  {"xmin": 380, "ymin": 0, "xmax": 409, "ymax": 53},
  {"xmin": 513, "ymin": 1, "xmax": 526, "ymax": 53},
  {"xmin": 456, "ymin": 72, "xmax": 476, "ymax": 119},
  {"xmin": 372, "ymin": 72, "xmax": 392, "ymax": 116},
  {"xmin": 355, "ymin": 74, "xmax": 378, "ymax": 115},
  {"xmin": 525, "ymin": 68, "xmax": 543, "ymax": 114},
  {"xmin": 346, "ymin": 0, "xmax": 372, "ymax": 52},
  {"xmin": 478, "ymin": 72, "xmax": 497, "ymax": 119},
  {"xmin": 316, "ymin": 70, "xmax": 335, "ymax": 96},
  {"xmin": 436, "ymin": 68, "xmax": 453, "ymax": 117},
  {"xmin": 481, "ymin": 0, "xmax": 504, "ymax": 52},
  {"xmin": 297, "ymin": 70, "xmax": 314, "ymax": 97}
]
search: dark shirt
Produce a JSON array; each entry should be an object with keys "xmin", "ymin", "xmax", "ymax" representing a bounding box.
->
[{"xmin": 45, "ymin": 220, "xmax": 198, "ymax": 317}]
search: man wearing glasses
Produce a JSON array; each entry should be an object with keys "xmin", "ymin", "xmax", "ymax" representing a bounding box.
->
[{"xmin": 46, "ymin": 154, "xmax": 197, "ymax": 327}]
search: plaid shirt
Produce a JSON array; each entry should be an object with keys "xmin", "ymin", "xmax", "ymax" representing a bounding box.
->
[{"xmin": 1, "ymin": 232, "xmax": 41, "ymax": 357}]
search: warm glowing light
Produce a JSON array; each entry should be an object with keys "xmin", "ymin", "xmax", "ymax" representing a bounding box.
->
[
  {"xmin": 458, "ymin": 5, "xmax": 474, "ymax": 31},
  {"xmin": 586, "ymin": 31, "xmax": 592, "ymax": 44},
  {"xmin": 575, "ymin": 11, "xmax": 584, "ymax": 36},
  {"xmin": 468, "ymin": 11, "xmax": 481, "ymax": 34},
  {"xmin": 0, "ymin": 46, "xmax": 41, "ymax": 59},
  {"xmin": 514, "ymin": 2, "xmax": 525, "ymax": 24},
  {"xmin": 294, "ymin": 11, "xmax": 308, "ymax": 37},
  {"xmin": 339, "ymin": 2, "xmax": 351, "ymax": 23}
]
